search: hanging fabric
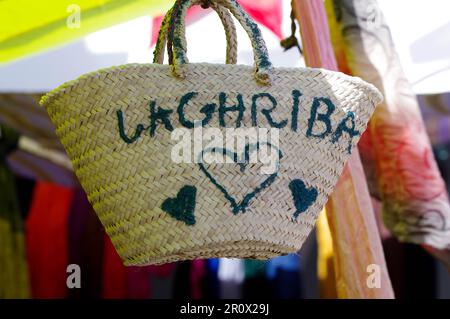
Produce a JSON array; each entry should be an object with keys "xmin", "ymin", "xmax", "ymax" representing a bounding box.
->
[
  {"xmin": 316, "ymin": 210, "xmax": 337, "ymax": 298},
  {"xmin": 0, "ymin": 93, "xmax": 77, "ymax": 187},
  {"xmin": 0, "ymin": 124, "xmax": 30, "ymax": 298},
  {"xmin": 147, "ymin": 263, "xmax": 177, "ymax": 298},
  {"xmin": 326, "ymin": 0, "xmax": 450, "ymax": 250},
  {"xmin": 150, "ymin": 0, "xmax": 283, "ymax": 47},
  {"xmin": 25, "ymin": 181, "xmax": 74, "ymax": 298},
  {"xmin": 190, "ymin": 259, "xmax": 206, "ymax": 299},
  {"xmin": 243, "ymin": 260, "xmax": 269, "ymax": 298},
  {"xmin": 126, "ymin": 266, "xmax": 152, "ymax": 298},
  {"xmin": 292, "ymin": 0, "xmax": 394, "ymax": 298},
  {"xmin": 102, "ymin": 233, "xmax": 155, "ymax": 298},
  {"xmin": 102, "ymin": 234, "xmax": 128, "ymax": 298},
  {"xmin": 266, "ymin": 253, "xmax": 301, "ymax": 298},
  {"xmin": 203, "ymin": 259, "xmax": 220, "ymax": 298},
  {"xmin": 218, "ymin": 258, "xmax": 244, "ymax": 299},
  {"xmin": 68, "ymin": 189, "xmax": 104, "ymax": 298},
  {"xmin": 173, "ymin": 262, "xmax": 192, "ymax": 299}
]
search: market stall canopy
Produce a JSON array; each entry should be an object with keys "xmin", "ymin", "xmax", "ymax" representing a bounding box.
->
[
  {"xmin": 0, "ymin": 1, "xmax": 294, "ymax": 93},
  {"xmin": 0, "ymin": 0, "xmax": 282, "ymax": 64},
  {"xmin": 0, "ymin": 0, "xmax": 170, "ymax": 64},
  {"xmin": 0, "ymin": 0, "xmax": 449, "ymax": 94}
]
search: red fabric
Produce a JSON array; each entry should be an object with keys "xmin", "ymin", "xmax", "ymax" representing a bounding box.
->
[
  {"xmin": 190, "ymin": 259, "xmax": 206, "ymax": 299},
  {"xmin": 25, "ymin": 182, "xmax": 74, "ymax": 298},
  {"xmin": 102, "ymin": 234, "xmax": 127, "ymax": 298},
  {"xmin": 150, "ymin": 0, "xmax": 283, "ymax": 47},
  {"xmin": 150, "ymin": 6, "xmax": 210, "ymax": 48},
  {"xmin": 240, "ymin": 0, "xmax": 283, "ymax": 39},
  {"xmin": 126, "ymin": 267, "xmax": 152, "ymax": 298},
  {"xmin": 150, "ymin": 263, "xmax": 175, "ymax": 277},
  {"xmin": 102, "ymin": 237, "xmax": 178, "ymax": 298}
]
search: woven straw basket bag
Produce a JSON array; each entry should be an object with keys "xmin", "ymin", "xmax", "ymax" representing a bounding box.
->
[{"xmin": 41, "ymin": 0, "xmax": 382, "ymax": 266}]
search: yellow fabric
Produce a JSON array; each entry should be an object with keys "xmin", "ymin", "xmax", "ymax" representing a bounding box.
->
[
  {"xmin": 0, "ymin": 0, "xmax": 170, "ymax": 64},
  {"xmin": 316, "ymin": 209, "xmax": 337, "ymax": 298}
]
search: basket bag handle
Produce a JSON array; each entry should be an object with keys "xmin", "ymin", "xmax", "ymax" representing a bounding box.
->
[
  {"xmin": 153, "ymin": 1, "xmax": 237, "ymax": 65},
  {"xmin": 167, "ymin": 0, "xmax": 273, "ymax": 85}
]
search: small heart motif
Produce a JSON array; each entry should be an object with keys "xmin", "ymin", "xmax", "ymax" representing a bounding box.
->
[
  {"xmin": 161, "ymin": 185, "xmax": 197, "ymax": 226},
  {"xmin": 289, "ymin": 179, "xmax": 318, "ymax": 218},
  {"xmin": 198, "ymin": 142, "xmax": 282, "ymax": 214}
]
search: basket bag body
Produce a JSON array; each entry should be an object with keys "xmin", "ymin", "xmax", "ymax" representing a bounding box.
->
[{"xmin": 41, "ymin": 0, "xmax": 382, "ymax": 266}]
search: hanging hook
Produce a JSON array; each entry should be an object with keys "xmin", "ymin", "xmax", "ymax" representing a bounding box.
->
[{"xmin": 280, "ymin": 9, "xmax": 303, "ymax": 55}]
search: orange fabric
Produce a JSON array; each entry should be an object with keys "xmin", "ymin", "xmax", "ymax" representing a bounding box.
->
[{"xmin": 292, "ymin": 0, "xmax": 394, "ymax": 298}]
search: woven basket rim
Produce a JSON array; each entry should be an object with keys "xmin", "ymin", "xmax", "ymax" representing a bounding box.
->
[{"xmin": 40, "ymin": 62, "xmax": 383, "ymax": 108}]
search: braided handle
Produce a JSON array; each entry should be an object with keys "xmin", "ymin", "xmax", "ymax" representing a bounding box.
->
[
  {"xmin": 153, "ymin": 1, "xmax": 237, "ymax": 65},
  {"xmin": 168, "ymin": 0, "xmax": 273, "ymax": 85}
]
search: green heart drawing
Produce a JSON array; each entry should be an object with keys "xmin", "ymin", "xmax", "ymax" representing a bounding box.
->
[
  {"xmin": 161, "ymin": 185, "xmax": 197, "ymax": 225},
  {"xmin": 198, "ymin": 142, "xmax": 283, "ymax": 214},
  {"xmin": 289, "ymin": 179, "xmax": 318, "ymax": 218}
]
